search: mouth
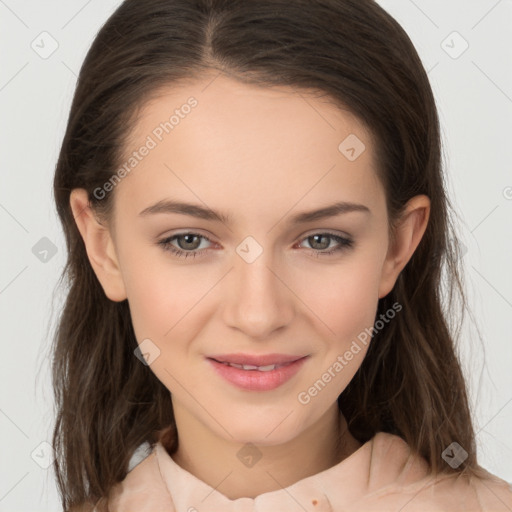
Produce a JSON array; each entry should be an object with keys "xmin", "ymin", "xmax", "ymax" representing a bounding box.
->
[
  {"xmin": 207, "ymin": 353, "xmax": 308, "ymax": 370},
  {"xmin": 206, "ymin": 354, "xmax": 310, "ymax": 391},
  {"xmin": 210, "ymin": 360, "xmax": 295, "ymax": 371}
]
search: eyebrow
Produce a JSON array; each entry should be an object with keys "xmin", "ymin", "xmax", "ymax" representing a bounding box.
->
[{"xmin": 138, "ymin": 199, "xmax": 370, "ymax": 224}]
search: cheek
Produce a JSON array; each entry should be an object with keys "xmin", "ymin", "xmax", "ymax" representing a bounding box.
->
[
  {"xmin": 124, "ymin": 266, "xmax": 197, "ymax": 341},
  {"xmin": 291, "ymin": 254, "xmax": 382, "ymax": 403},
  {"xmin": 121, "ymin": 248, "xmax": 218, "ymax": 350},
  {"xmin": 126, "ymin": 277, "xmax": 170, "ymax": 341},
  {"xmin": 296, "ymin": 252, "xmax": 383, "ymax": 341}
]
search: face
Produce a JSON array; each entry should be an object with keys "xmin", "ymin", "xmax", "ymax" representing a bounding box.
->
[{"xmin": 76, "ymin": 73, "xmax": 426, "ymax": 447}]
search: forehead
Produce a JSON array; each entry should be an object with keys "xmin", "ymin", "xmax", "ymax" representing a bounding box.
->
[
  {"xmin": 114, "ymin": 73, "xmax": 384, "ymax": 221},
  {"xmin": 130, "ymin": 73, "xmax": 372, "ymax": 152}
]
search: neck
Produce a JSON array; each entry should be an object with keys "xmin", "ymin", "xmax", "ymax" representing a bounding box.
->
[{"xmin": 165, "ymin": 403, "xmax": 362, "ymax": 500}]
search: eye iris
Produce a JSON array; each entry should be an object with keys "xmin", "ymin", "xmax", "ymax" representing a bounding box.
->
[
  {"xmin": 178, "ymin": 234, "xmax": 201, "ymax": 250},
  {"xmin": 309, "ymin": 234, "xmax": 330, "ymax": 250}
]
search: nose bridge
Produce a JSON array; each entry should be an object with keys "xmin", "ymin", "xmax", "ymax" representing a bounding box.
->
[{"xmin": 221, "ymin": 239, "xmax": 295, "ymax": 338}]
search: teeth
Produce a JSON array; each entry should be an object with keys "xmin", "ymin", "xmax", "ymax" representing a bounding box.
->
[
  {"xmin": 251, "ymin": 364, "xmax": 276, "ymax": 372},
  {"xmin": 223, "ymin": 362, "xmax": 278, "ymax": 371}
]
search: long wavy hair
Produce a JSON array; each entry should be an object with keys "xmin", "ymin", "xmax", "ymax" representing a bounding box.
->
[{"xmin": 51, "ymin": 0, "xmax": 490, "ymax": 509}]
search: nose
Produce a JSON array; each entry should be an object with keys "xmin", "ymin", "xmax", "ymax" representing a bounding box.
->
[{"xmin": 221, "ymin": 247, "xmax": 295, "ymax": 340}]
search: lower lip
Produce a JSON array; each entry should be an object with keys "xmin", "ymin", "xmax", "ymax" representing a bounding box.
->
[{"xmin": 207, "ymin": 357, "xmax": 309, "ymax": 391}]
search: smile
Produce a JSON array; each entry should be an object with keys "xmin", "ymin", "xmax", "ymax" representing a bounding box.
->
[{"xmin": 206, "ymin": 356, "xmax": 309, "ymax": 391}]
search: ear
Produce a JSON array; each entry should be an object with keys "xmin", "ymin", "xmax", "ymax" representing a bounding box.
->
[
  {"xmin": 378, "ymin": 195, "xmax": 430, "ymax": 298},
  {"xmin": 69, "ymin": 189, "xmax": 127, "ymax": 302}
]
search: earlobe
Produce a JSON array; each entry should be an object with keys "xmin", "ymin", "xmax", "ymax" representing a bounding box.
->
[
  {"xmin": 69, "ymin": 189, "xmax": 127, "ymax": 302},
  {"xmin": 378, "ymin": 195, "xmax": 430, "ymax": 299}
]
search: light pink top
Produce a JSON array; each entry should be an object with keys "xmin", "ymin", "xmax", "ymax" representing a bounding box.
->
[{"xmin": 105, "ymin": 432, "xmax": 512, "ymax": 511}]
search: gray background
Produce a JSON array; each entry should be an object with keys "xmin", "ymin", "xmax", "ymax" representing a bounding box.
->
[{"xmin": 0, "ymin": 0, "xmax": 511, "ymax": 510}]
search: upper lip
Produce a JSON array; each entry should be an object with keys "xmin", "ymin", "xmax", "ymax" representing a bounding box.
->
[{"xmin": 208, "ymin": 353, "xmax": 308, "ymax": 366}]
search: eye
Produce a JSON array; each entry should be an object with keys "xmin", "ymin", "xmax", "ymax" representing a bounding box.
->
[
  {"xmin": 158, "ymin": 233, "xmax": 213, "ymax": 259},
  {"xmin": 157, "ymin": 231, "xmax": 354, "ymax": 259},
  {"xmin": 296, "ymin": 232, "xmax": 354, "ymax": 257}
]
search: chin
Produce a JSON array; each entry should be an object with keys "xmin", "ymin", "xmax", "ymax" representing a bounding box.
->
[{"xmin": 210, "ymin": 408, "xmax": 307, "ymax": 446}]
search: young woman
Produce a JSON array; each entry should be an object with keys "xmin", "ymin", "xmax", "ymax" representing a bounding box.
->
[{"xmin": 51, "ymin": 0, "xmax": 512, "ymax": 510}]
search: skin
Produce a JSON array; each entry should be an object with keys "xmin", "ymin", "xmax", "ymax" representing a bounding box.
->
[{"xmin": 70, "ymin": 72, "xmax": 430, "ymax": 500}]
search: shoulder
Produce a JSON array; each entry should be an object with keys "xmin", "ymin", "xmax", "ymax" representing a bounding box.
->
[
  {"xmin": 68, "ymin": 450, "xmax": 174, "ymax": 511},
  {"xmin": 402, "ymin": 470, "xmax": 512, "ymax": 511},
  {"xmin": 105, "ymin": 448, "xmax": 175, "ymax": 511},
  {"xmin": 361, "ymin": 432, "xmax": 512, "ymax": 511}
]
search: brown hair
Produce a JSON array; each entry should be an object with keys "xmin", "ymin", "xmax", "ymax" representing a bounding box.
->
[{"xmin": 51, "ymin": 0, "xmax": 489, "ymax": 509}]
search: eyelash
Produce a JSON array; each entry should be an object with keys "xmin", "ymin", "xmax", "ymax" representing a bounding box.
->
[{"xmin": 157, "ymin": 232, "xmax": 354, "ymax": 259}]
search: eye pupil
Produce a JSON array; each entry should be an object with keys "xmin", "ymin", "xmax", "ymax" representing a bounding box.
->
[
  {"xmin": 179, "ymin": 234, "xmax": 201, "ymax": 250},
  {"xmin": 309, "ymin": 234, "xmax": 330, "ymax": 250}
]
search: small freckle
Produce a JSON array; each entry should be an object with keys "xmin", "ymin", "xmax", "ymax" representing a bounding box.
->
[{"xmin": 312, "ymin": 499, "xmax": 318, "ymax": 505}]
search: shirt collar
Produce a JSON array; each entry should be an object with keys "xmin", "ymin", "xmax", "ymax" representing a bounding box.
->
[{"xmin": 154, "ymin": 433, "xmax": 393, "ymax": 512}]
